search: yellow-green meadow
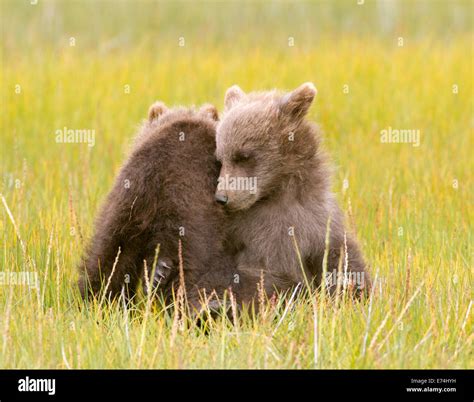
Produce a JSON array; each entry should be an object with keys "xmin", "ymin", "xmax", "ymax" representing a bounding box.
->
[{"xmin": 1, "ymin": 1, "xmax": 472, "ymax": 369}]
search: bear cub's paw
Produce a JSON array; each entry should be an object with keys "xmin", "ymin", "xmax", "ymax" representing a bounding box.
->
[{"xmin": 144, "ymin": 257, "xmax": 174, "ymax": 295}]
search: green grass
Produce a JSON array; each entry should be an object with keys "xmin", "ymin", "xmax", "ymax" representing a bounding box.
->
[{"xmin": 1, "ymin": 0, "xmax": 472, "ymax": 369}]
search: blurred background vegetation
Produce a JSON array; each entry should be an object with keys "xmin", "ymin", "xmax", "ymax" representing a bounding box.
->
[{"xmin": 2, "ymin": 0, "xmax": 472, "ymax": 55}]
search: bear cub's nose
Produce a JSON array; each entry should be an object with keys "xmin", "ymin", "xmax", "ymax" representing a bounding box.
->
[{"xmin": 215, "ymin": 194, "xmax": 228, "ymax": 205}]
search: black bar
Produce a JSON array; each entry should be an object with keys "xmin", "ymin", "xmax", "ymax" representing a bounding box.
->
[{"xmin": 0, "ymin": 369, "xmax": 471, "ymax": 401}]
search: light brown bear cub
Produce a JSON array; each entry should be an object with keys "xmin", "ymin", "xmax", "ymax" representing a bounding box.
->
[{"xmin": 215, "ymin": 83, "xmax": 369, "ymax": 299}]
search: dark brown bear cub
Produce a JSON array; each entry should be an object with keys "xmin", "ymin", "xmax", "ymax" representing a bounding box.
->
[{"xmin": 78, "ymin": 102, "xmax": 236, "ymax": 308}]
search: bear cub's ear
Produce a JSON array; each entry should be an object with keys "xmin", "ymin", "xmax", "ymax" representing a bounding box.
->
[
  {"xmin": 224, "ymin": 85, "xmax": 245, "ymax": 111},
  {"xmin": 148, "ymin": 101, "xmax": 168, "ymax": 122},
  {"xmin": 280, "ymin": 82, "xmax": 317, "ymax": 121},
  {"xmin": 199, "ymin": 104, "xmax": 219, "ymax": 121}
]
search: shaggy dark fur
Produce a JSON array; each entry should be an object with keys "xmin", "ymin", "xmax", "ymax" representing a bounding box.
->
[
  {"xmin": 215, "ymin": 83, "xmax": 370, "ymax": 298},
  {"xmin": 78, "ymin": 103, "xmax": 237, "ymax": 308}
]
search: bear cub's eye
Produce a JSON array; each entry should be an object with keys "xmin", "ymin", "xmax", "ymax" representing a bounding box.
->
[{"xmin": 232, "ymin": 151, "xmax": 252, "ymax": 164}]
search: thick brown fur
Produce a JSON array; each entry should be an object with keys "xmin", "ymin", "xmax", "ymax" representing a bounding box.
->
[
  {"xmin": 78, "ymin": 103, "xmax": 237, "ymax": 308},
  {"xmin": 215, "ymin": 83, "xmax": 370, "ymax": 299}
]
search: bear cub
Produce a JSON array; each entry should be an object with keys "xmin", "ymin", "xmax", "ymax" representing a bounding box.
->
[
  {"xmin": 215, "ymin": 83, "xmax": 369, "ymax": 298},
  {"xmin": 78, "ymin": 102, "xmax": 237, "ymax": 308}
]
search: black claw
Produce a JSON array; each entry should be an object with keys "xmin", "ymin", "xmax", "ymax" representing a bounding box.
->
[
  {"xmin": 157, "ymin": 271, "xmax": 165, "ymax": 279},
  {"xmin": 159, "ymin": 260, "xmax": 172, "ymax": 270}
]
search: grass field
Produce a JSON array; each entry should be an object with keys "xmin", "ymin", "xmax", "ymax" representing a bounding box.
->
[{"xmin": 1, "ymin": 0, "xmax": 472, "ymax": 369}]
